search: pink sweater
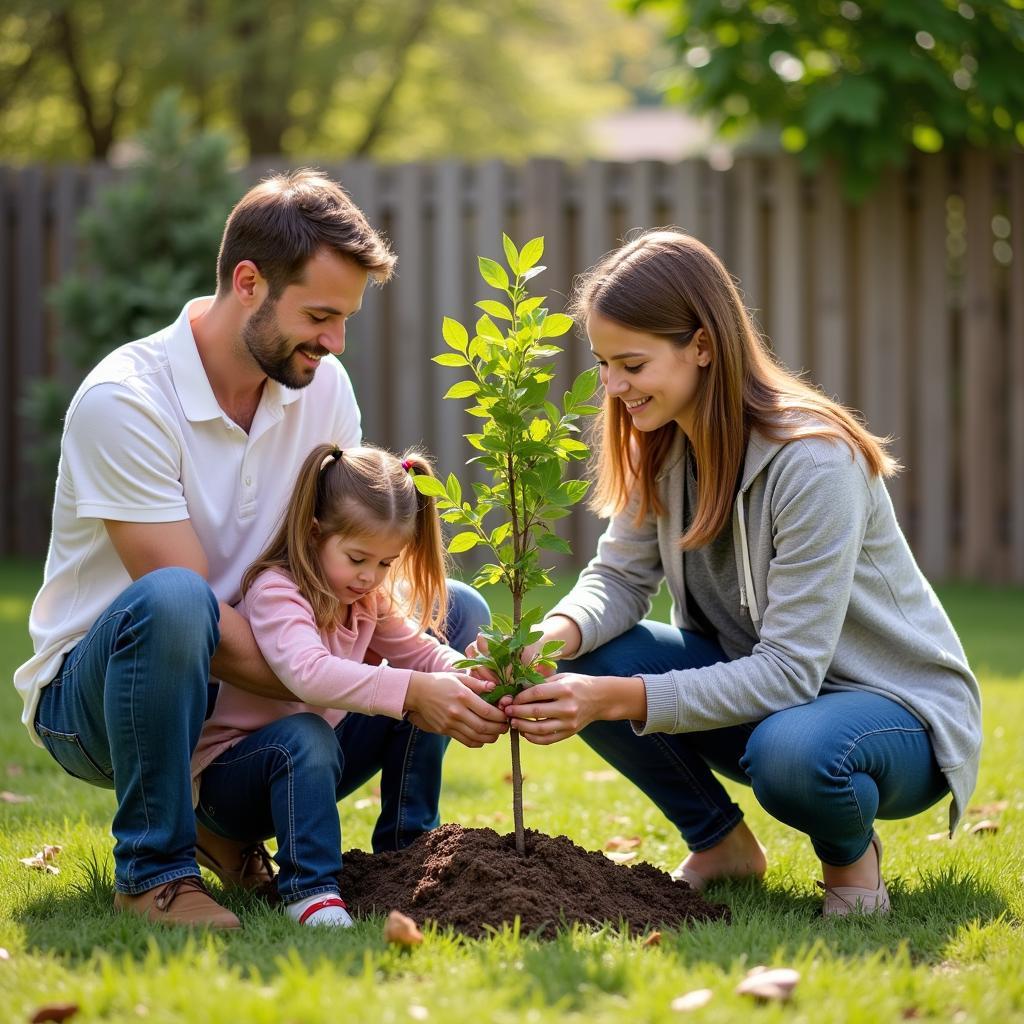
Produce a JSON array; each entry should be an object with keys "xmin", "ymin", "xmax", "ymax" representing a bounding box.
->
[{"xmin": 192, "ymin": 568, "xmax": 463, "ymax": 779}]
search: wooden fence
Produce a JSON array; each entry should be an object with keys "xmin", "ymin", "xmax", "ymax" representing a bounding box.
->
[{"xmin": 1, "ymin": 154, "xmax": 1022, "ymax": 582}]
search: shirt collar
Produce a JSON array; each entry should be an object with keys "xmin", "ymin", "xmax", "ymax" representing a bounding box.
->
[{"xmin": 166, "ymin": 296, "xmax": 304, "ymax": 423}]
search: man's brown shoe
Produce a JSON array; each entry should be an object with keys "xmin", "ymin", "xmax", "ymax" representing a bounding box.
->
[
  {"xmin": 195, "ymin": 822, "xmax": 277, "ymax": 899},
  {"xmin": 114, "ymin": 876, "xmax": 241, "ymax": 929}
]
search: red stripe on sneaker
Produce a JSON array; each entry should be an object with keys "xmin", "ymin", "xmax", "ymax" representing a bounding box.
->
[{"xmin": 298, "ymin": 896, "xmax": 349, "ymax": 925}]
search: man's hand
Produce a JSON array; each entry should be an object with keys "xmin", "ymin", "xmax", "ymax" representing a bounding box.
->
[{"xmin": 404, "ymin": 671, "xmax": 509, "ymax": 748}]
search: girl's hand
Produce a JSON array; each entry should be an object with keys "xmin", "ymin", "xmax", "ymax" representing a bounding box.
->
[
  {"xmin": 404, "ymin": 671, "xmax": 509, "ymax": 748},
  {"xmin": 503, "ymin": 673, "xmax": 647, "ymax": 745}
]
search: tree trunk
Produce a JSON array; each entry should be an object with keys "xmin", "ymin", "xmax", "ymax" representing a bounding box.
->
[{"xmin": 510, "ymin": 729, "xmax": 525, "ymax": 856}]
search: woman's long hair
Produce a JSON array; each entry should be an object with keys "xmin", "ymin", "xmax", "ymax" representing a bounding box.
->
[
  {"xmin": 570, "ymin": 229, "xmax": 898, "ymax": 548},
  {"xmin": 242, "ymin": 443, "xmax": 449, "ymax": 634}
]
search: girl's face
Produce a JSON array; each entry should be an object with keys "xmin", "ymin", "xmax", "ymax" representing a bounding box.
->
[
  {"xmin": 317, "ymin": 527, "xmax": 409, "ymax": 606},
  {"xmin": 587, "ymin": 312, "xmax": 710, "ymax": 436}
]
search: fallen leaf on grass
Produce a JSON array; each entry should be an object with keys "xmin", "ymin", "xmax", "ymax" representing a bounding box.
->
[
  {"xmin": 408, "ymin": 1006, "xmax": 429, "ymax": 1021},
  {"xmin": 604, "ymin": 835, "xmax": 642, "ymax": 852},
  {"xmin": 966, "ymin": 801, "xmax": 1008, "ymax": 817},
  {"xmin": 670, "ymin": 989, "xmax": 714, "ymax": 1012},
  {"xmin": 968, "ymin": 819, "xmax": 999, "ymax": 835},
  {"xmin": 384, "ymin": 910, "xmax": 423, "ymax": 946},
  {"xmin": 19, "ymin": 845, "xmax": 62, "ymax": 874},
  {"xmin": 583, "ymin": 770, "xmax": 617, "ymax": 782},
  {"xmin": 603, "ymin": 851, "xmax": 637, "ymax": 864},
  {"xmin": 642, "ymin": 931, "xmax": 661, "ymax": 947},
  {"xmin": 902, "ymin": 1009, "xmax": 922, "ymax": 1020},
  {"xmin": 2, "ymin": 790, "xmax": 32, "ymax": 804},
  {"xmin": 29, "ymin": 1004, "xmax": 79, "ymax": 1023},
  {"xmin": 735, "ymin": 966, "xmax": 801, "ymax": 1003},
  {"xmin": 926, "ymin": 831, "xmax": 949, "ymax": 841}
]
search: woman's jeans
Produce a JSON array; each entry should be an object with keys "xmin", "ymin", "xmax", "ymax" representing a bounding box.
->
[
  {"xmin": 33, "ymin": 567, "xmax": 489, "ymax": 895},
  {"xmin": 574, "ymin": 621, "xmax": 949, "ymax": 866}
]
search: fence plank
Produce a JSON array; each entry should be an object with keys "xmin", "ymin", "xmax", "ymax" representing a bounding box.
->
[
  {"xmin": 1009, "ymin": 153, "xmax": 1024, "ymax": 583},
  {"xmin": 732, "ymin": 157, "xmax": 764, "ymax": 318},
  {"xmin": 0, "ymin": 168, "xmax": 13, "ymax": 551},
  {"xmin": 52, "ymin": 165, "xmax": 82, "ymax": 390},
  {"xmin": 811, "ymin": 162, "xmax": 849, "ymax": 403},
  {"xmin": 390, "ymin": 162, "xmax": 428, "ymax": 451},
  {"xmin": 914, "ymin": 155, "xmax": 953, "ymax": 580},
  {"xmin": 335, "ymin": 160, "xmax": 384, "ymax": 445},
  {"xmin": 13, "ymin": 166, "xmax": 49, "ymax": 555},
  {"xmin": 433, "ymin": 160, "xmax": 469, "ymax": 477},
  {"xmin": 769, "ymin": 157, "xmax": 804, "ymax": 372},
  {"xmin": 625, "ymin": 161, "xmax": 657, "ymax": 236},
  {"xmin": 961, "ymin": 152, "xmax": 999, "ymax": 579},
  {"xmin": 669, "ymin": 160, "xmax": 702, "ymax": 238}
]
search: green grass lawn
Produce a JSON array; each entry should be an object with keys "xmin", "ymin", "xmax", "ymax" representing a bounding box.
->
[{"xmin": 1, "ymin": 559, "xmax": 1022, "ymax": 1023}]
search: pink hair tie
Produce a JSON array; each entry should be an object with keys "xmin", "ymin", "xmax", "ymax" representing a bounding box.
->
[{"xmin": 401, "ymin": 459, "xmax": 413, "ymax": 473}]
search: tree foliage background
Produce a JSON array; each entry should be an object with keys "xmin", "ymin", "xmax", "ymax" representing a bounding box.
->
[
  {"xmin": 630, "ymin": 0, "xmax": 1024, "ymax": 195},
  {"xmin": 1, "ymin": 0, "xmax": 658, "ymax": 162}
]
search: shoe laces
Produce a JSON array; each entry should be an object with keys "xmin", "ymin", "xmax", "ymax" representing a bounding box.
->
[{"xmin": 154, "ymin": 875, "xmax": 214, "ymax": 911}]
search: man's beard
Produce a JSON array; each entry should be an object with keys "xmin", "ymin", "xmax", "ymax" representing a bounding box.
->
[{"xmin": 241, "ymin": 298, "xmax": 327, "ymax": 390}]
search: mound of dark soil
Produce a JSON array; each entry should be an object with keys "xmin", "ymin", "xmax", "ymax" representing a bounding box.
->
[{"xmin": 341, "ymin": 823, "xmax": 729, "ymax": 939}]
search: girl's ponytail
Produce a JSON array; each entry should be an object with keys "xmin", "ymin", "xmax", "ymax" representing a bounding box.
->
[
  {"xmin": 242, "ymin": 442, "xmax": 343, "ymax": 627},
  {"xmin": 395, "ymin": 449, "xmax": 450, "ymax": 639}
]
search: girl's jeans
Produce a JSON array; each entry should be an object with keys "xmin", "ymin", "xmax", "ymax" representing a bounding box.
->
[
  {"xmin": 573, "ymin": 620, "xmax": 949, "ymax": 866},
  {"xmin": 33, "ymin": 567, "xmax": 489, "ymax": 895}
]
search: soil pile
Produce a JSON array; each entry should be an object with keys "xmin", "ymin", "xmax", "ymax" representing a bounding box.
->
[{"xmin": 342, "ymin": 823, "xmax": 729, "ymax": 939}]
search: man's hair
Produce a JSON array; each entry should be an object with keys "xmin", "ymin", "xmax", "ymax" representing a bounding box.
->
[{"xmin": 217, "ymin": 168, "xmax": 396, "ymax": 297}]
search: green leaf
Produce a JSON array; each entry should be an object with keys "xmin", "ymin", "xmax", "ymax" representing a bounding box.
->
[
  {"xmin": 540, "ymin": 313, "xmax": 574, "ymax": 338},
  {"xmin": 442, "ymin": 317, "xmax": 469, "ymax": 353},
  {"xmin": 445, "ymin": 473, "xmax": 462, "ymax": 506},
  {"xmin": 516, "ymin": 296, "xmax": 545, "ymax": 316},
  {"xmin": 558, "ymin": 438, "xmax": 589, "ymax": 455},
  {"xmin": 528, "ymin": 418, "xmax": 551, "ymax": 441},
  {"xmin": 444, "ymin": 380, "xmax": 481, "ymax": 400},
  {"xmin": 448, "ymin": 532, "xmax": 479, "ymax": 553},
  {"xmin": 432, "ymin": 353, "xmax": 469, "ymax": 367},
  {"xmin": 540, "ymin": 640, "xmax": 565, "ymax": 657},
  {"xmin": 479, "ymin": 257, "xmax": 510, "ymax": 290},
  {"xmin": 519, "ymin": 236, "xmax": 544, "ymax": 272},
  {"xmin": 412, "ymin": 475, "xmax": 447, "ymax": 498},
  {"xmin": 535, "ymin": 531, "xmax": 572, "ymax": 553},
  {"xmin": 570, "ymin": 365, "xmax": 600, "ymax": 404},
  {"xmin": 475, "ymin": 299, "xmax": 513, "ymax": 321},
  {"xmin": 521, "ymin": 265, "xmax": 546, "ymax": 283},
  {"xmin": 502, "ymin": 234, "xmax": 520, "ymax": 276},
  {"xmin": 476, "ymin": 315, "xmax": 504, "ymax": 342}
]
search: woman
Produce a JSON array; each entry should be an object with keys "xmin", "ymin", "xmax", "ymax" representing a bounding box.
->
[{"xmin": 490, "ymin": 229, "xmax": 981, "ymax": 916}]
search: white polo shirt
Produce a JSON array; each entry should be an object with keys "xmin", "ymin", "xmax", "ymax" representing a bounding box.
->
[{"xmin": 15, "ymin": 297, "xmax": 362, "ymax": 743}]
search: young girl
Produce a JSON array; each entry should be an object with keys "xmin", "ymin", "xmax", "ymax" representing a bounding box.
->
[
  {"xmin": 485, "ymin": 230, "xmax": 982, "ymax": 916},
  {"xmin": 192, "ymin": 443, "xmax": 506, "ymax": 927}
]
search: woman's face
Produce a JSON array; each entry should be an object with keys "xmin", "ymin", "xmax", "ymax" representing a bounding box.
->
[{"xmin": 587, "ymin": 312, "xmax": 709, "ymax": 435}]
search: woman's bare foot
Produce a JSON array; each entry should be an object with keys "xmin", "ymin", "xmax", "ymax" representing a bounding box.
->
[
  {"xmin": 821, "ymin": 836, "xmax": 880, "ymax": 890},
  {"xmin": 670, "ymin": 820, "xmax": 767, "ymax": 889}
]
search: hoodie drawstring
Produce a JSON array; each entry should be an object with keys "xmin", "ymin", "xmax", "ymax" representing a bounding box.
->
[{"xmin": 735, "ymin": 490, "xmax": 761, "ymax": 623}]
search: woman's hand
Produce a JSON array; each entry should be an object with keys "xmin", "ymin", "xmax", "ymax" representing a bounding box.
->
[
  {"xmin": 404, "ymin": 671, "xmax": 509, "ymax": 748},
  {"xmin": 502, "ymin": 672, "xmax": 647, "ymax": 745}
]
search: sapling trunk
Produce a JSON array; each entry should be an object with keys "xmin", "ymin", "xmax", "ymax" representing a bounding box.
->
[{"xmin": 511, "ymin": 585, "xmax": 525, "ymax": 856}]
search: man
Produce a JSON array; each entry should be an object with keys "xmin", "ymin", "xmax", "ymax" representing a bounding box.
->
[{"xmin": 14, "ymin": 170, "xmax": 506, "ymax": 929}]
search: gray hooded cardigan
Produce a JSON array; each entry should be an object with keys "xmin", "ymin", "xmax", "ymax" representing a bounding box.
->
[{"xmin": 548, "ymin": 427, "xmax": 982, "ymax": 832}]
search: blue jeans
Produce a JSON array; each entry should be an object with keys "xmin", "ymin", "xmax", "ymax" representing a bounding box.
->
[
  {"xmin": 33, "ymin": 567, "xmax": 489, "ymax": 895},
  {"xmin": 573, "ymin": 621, "xmax": 949, "ymax": 865}
]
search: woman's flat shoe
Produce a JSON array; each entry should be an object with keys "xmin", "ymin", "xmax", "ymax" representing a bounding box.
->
[{"xmin": 818, "ymin": 831, "xmax": 891, "ymax": 916}]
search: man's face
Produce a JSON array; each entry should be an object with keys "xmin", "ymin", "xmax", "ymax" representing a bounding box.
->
[{"xmin": 242, "ymin": 249, "xmax": 369, "ymax": 389}]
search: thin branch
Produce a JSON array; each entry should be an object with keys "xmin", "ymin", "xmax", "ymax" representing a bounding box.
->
[{"xmin": 351, "ymin": 0, "xmax": 438, "ymax": 156}]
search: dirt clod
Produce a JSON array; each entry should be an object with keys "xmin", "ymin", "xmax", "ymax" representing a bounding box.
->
[{"xmin": 342, "ymin": 823, "xmax": 729, "ymax": 939}]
